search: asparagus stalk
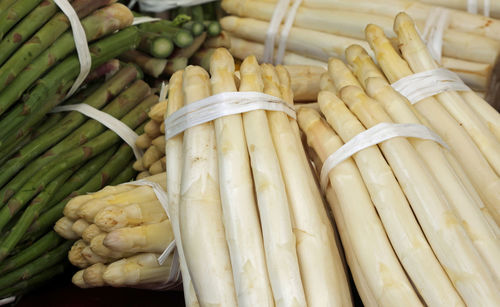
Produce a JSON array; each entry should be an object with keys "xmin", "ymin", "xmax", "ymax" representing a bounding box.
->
[
  {"xmin": 90, "ymin": 233, "xmax": 133, "ymax": 259},
  {"xmin": 109, "ymin": 161, "xmax": 136, "ymax": 185},
  {"xmin": 0, "ymin": 0, "xmax": 16, "ymax": 11},
  {"xmin": 0, "ymin": 240, "xmax": 73, "ymax": 289},
  {"xmin": 165, "ymin": 70, "xmax": 200, "ymax": 307},
  {"xmin": 169, "ymin": 32, "xmax": 207, "ymax": 59},
  {"xmin": 394, "ymin": 13, "xmax": 500, "ymax": 175},
  {"xmin": 0, "ymin": 3, "xmax": 135, "ymax": 117},
  {"xmin": 82, "ymin": 224, "xmax": 104, "ymax": 243},
  {"xmin": 72, "ymin": 219, "xmax": 91, "ymax": 237},
  {"xmin": 54, "ymin": 217, "xmax": 79, "ymax": 240},
  {"xmin": 203, "ymin": 31, "xmax": 231, "ymax": 49},
  {"xmin": 164, "ymin": 57, "xmax": 188, "ymax": 76},
  {"xmin": 209, "ymin": 49, "xmax": 274, "ymax": 306},
  {"xmin": 82, "ymin": 263, "xmax": 107, "ymax": 287},
  {"xmin": 0, "ymin": 0, "xmax": 45, "ymax": 41},
  {"xmin": 120, "ymin": 50, "xmax": 167, "ymax": 78},
  {"xmin": 460, "ymin": 91, "xmax": 500, "ymax": 140},
  {"xmin": 239, "ymin": 56, "xmax": 306, "ymax": 306},
  {"xmin": 179, "ymin": 65, "xmax": 238, "ymax": 306},
  {"xmin": 82, "ymin": 245, "xmax": 115, "ymax": 264},
  {"xmin": 365, "ymin": 23, "xmax": 500, "ymax": 225},
  {"xmin": 138, "ymin": 20, "xmax": 194, "ymax": 48},
  {"xmin": 68, "ymin": 239, "xmax": 90, "ymax": 268},
  {"xmin": 138, "ymin": 31, "xmax": 174, "ymax": 58},
  {"xmin": 183, "ymin": 21, "xmax": 205, "ymax": 37},
  {"xmin": 298, "ymin": 106, "xmax": 422, "ymax": 306}
]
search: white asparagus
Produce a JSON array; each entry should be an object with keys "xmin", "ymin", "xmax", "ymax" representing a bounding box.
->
[
  {"xmin": 395, "ymin": 13, "xmax": 500, "ymax": 175},
  {"xmin": 365, "ymin": 23, "xmax": 500, "ymax": 225},
  {"xmin": 318, "ymin": 90, "xmax": 464, "ymax": 306},
  {"xmin": 71, "ymin": 219, "xmax": 90, "ymax": 237},
  {"xmin": 72, "ymin": 270, "xmax": 90, "ymax": 288},
  {"xmin": 148, "ymin": 100, "xmax": 168, "ymax": 122},
  {"xmin": 297, "ymin": 107, "xmax": 422, "ymax": 306},
  {"xmin": 179, "ymin": 65, "xmax": 237, "ymax": 306},
  {"xmin": 81, "ymin": 246, "xmax": 112, "ymax": 265},
  {"xmin": 340, "ymin": 84, "xmax": 500, "ymax": 305},
  {"xmin": 460, "ymin": 91, "xmax": 500, "ymax": 141},
  {"xmin": 210, "ymin": 49, "xmax": 274, "ymax": 307},
  {"xmin": 239, "ymin": 56, "xmax": 306, "ymax": 306},
  {"xmin": 54, "ymin": 217, "xmax": 79, "ymax": 240},
  {"xmin": 90, "ymin": 233, "xmax": 134, "ymax": 259},
  {"xmin": 68, "ymin": 240, "xmax": 91, "ymax": 269},
  {"xmin": 82, "ymin": 224, "xmax": 105, "ymax": 243},
  {"xmin": 82, "ymin": 263, "xmax": 107, "ymax": 287}
]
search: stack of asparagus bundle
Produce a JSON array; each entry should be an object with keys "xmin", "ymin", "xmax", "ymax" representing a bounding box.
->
[
  {"xmin": 0, "ymin": 0, "xmax": 141, "ymax": 162},
  {"xmin": 298, "ymin": 12, "xmax": 500, "ymax": 306},
  {"xmin": 220, "ymin": 0, "xmax": 500, "ymax": 107},
  {"xmin": 54, "ymin": 173, "xmax": 179, "ymax": 290},
  {"xmin": 134, "ymin": 100, "xmax": 167, "ymax": 179},
  {"xmin": 120, "ymin": 3, "xmax": 222, "ymax": 78},
  {"xmin": 0, "ymin": 63, "xmax": 158, "ymax": 299},
  {"xmin": 163, "ymin": 48, "xmax": 350, "ymax": 306}
]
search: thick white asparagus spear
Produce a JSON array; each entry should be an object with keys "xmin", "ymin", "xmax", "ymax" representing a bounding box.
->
[
  {"xmin": 460, "ymin": 91, "xmax": 500, "ymax": 141},
  {"xmin": 210, "ymin": 48, "xmax": 274, "ymax": 307},
  {"xmin": 90, "ymin": 234, "xmax": 134, "ymax": 259},
  {"xmin": 345, "ymin": 46, "xmax": 500, "ymax": 282},
  {"xmin": 395, "ymin": 13, "xmax": 500, "ymax": 175},
  {"xmin": 71, "ymin": 219, "xmax": 90, "ymax": 237},
  {"xmin": 263, "ymin": 64, "xmax": 350, "ymax": 307},
  {"xmin": 93, "ymin": 200, "xmax": 167, "ymax": 232},
  {"xmin": 68, "ymin": 240, "xmax": 91, "ymax": 269},
  {"xmin": 81, "ymin": 246, "xmax": 113, "ymax": 264},
  {"xmin": 365, "ymin": 23, "xmax": 500, "ymax": 225},
  {"xmin": 72, "ymin": 270, "xmax": 90, "ymax": 288},
  {"xmin": 82, "ymin": 224, "xmax": 105, "ymax": 243},
  {"xmin": 340, "ymin": 84, "xmax": 500, "ymax": 305},
  {"xmin": 54, "ymin": 217, "xmax": 79, "ymax": 240},
  {"xmin": 165, "ymin": 70, "xmax": 199, "ymax": 307},
  {"xmin": 239, "ymin": 56, "xmax": 306, "ymax": 307},
  {"xmin": 82, "ymin": 263, "xmax": 107, "ymax": 287},
  {"xmin": 318, "ymin": 90, "xmax": 464, "ymax": 306},
  {"xmin": 179, "ymin": 65, "xmax": 237, "ymax": 306},
  {"xmin": 297, "ymin": 107, "xmax": 422, "ymax": 306}
]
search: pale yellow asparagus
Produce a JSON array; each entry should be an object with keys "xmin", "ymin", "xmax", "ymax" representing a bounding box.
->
[
  {"xmin": 366, "ymin": 23, "xmax": 500, "ymax": 225},
  {"xmin": 460, "ymin": 91, "xmax": 500, "ymax": 140},
  {"xmin": 395, "ymin": 13, "xmax": 500, "ymax": 175},
  {"xmin": 94, "ymin": 200, "xmax": 167, "ymax": 232},
  {"xmin": 346, "ymin": 45, "xmax": 500, "ymax": 279},
  {"xmin": 264, "ymin": 64, "xmax": 351, "ymax": 307},
  {"xmin": 160, "ymin": 122, "xmax": 165, "ymax": 134},
  {"xmin": 136, "ymin": 171, "xmax": 151, "ymax": 180},
  {"xmin": 144, "ymin": 120, "xmax": 161, "ymax": 138},
  {"xmin": 142, "ymin": 146, "xmax": 162, "ymax": 169},
  {"xmin": 328, "ymin": 58, "xmax": 362, "ymax": 94},
  {"xmin": 179, "ymin": 66, "xmax": 237, "ymax": 307},
  {"xmin": 416, "ymin": 0, "xmax": 500, "ymax": 18},
  {"xmin": 441, "ymin": 57, "xmax": 490, "ymax": 91},
  {"xmin": 149, "ymin": 159, "xmax": 165, "ymax": 175},
  {"xmin": 204, "ymin": 31, "xmax": 232, "ymax": 49},
  {"xmin": 239, "ymin": 56, "xmax": 306, "ymax": 307},
  {"xmin": 68, "ymin": 240, "xmax": 91, "ymax": 269},
  {"xmin": 340, "ymin": 84, "xmax": 500, "ymax": 305},
  {"xmin": 319, "ymin": 90, "xmax": 464, "ymax": 306},
  {"xmin": 210, "ymin": 49, "xmax": 274, "ymax": 307},
  {"xmin": 133, "ymin": 159, "xmax": 146, "ymax": 172},
  {"xmin": 135, "ymin": 134, "xmax": 153, "ymax": 150},
  {"xmin": 295, "ymin": 103, "xmax": 320, "ymax": 112},
  {"xmin": 103, "ymin": 253, "xmax": 174, "ymax": 287},
  {"xmin": 81, "ymin": 246, "xmax": 113, "ymax": 265},
  {"xmin": 320, "ymin": 73, "xmax": 336, "ymax": 92},
  {"xmin": 72, "ymin": 270, "xmax": 91, "ymax": 288},
  {"xmin": 82, "ymin": 263, "xmax": 107, "ymax": 287},
  {"xmin": 297, "ymin": 107, "xmax": 422, "ymax": 306},
  {"xmin": 284, "ymin": 65, "xmax": 326, "ymax": 102},
  {"xmin": 148, "ymin": 100, "xmax": 168, "ymax": 122},
  {"xmin": 82, "ymin": 224, "xmax": 105, "ymax": 243},
  {"xmin": 152, "ymin": 136, "xmax": 166, "ymax": 154},
  {"xmin": 90, "ymin": 233, "xmax": 134, "ymax": 259},
  {"xmin": 54, "ymin": 217, "xmax": 79, "ymax": 240},
  {"xmin": 71, "ymin": 219, "xmax": 91, "ymax": 237},
  {"xmin": 165, "ymin": 70, "xmax": 199, "ymax": 307}
]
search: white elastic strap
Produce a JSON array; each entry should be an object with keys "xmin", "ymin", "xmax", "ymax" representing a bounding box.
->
[
  {"xmin": 50, "ymin": 104, "xmax": 144, "ymax": 159},
  {"xmin": 54, "ymin": 0, "xmax": 91, "ymax": 98},
  {"xmin": 422, "ymin": 7, "xmax": 449, "ymax": 63},
  {"xmin": 132, "ymin": 16, "xmax": 161, "ymax": 25},
  {"xmin": 263, "ymin": 0, "xmax": 290, "ymax": 63},
  {"xmin": 133, "ymin": 0, "xmax": 217, "ymax": 12},
  {"xmin": 275, "ymin": 0, "xmax": 303, "ymax": 64},
  {"xmin": 164, "ymin": 92, "xmax": 296, "ymax": 140},
  {"xmin": 166, "ymin": 248, "xmax": 182, "ymax": 286},
  {"xmin": 467, "ymin": 0, "xmax": 490, "ymax": 16},
  {"xmin": 159, "ymin": 82, "xmax": 168, "ymax": 101},
  {"xmin": 124, "ymin": 179, "xmax": 174, "ymax": 265},
  {"xmin": 484, "ymin": 0, "xmax": 491, "ymax": 17},
  {"xmin": 0, "ymin": 297, "xmax": 15, "ymax": 306},
  {"xmin": 319, "ymin": 123, "xmax": 448, "ymax": 191},
  {"xmin": 391, "ymin": 68, "xmax": 470, "ymax": 103}
]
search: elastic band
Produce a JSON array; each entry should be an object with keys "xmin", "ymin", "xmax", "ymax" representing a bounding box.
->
[
  {"xmin": 0, "ymin": 297, "xmax": 15, "ymax": 306},
  {"xmin": 263, "ymin": 0, "xmax": 290, "ymax": 63},
  {"xmin": 391, "ymin": 68, "xmax": 470, "ymax": 103},
  {"xmin": 319, "ymin": 122, "xmax": 448, "ymax": 191},
  {"xmin": 422, "ymin": 7, "xmax": 449, "ymax": 63},
  {"xmin": 159, "ymin": 82, "xmax": 168, "ymax": 101},
  {"xmin": 132, "ymin": 16, "xmax": 161, "ymax": 25},
  {"xmin": 54, "ymin": 0, "xmax": 91, "ymax": 98},
  {"xmin": 275, "ymin": 0, "xmax": 303, "ymax": 64},
  {"xmin": 50, "ymin": 104, "xmax": 144, "ymax": 159},
  {"xmin": 164, "ymin": 92, "xmax": 295, "ymax": 140},
  {"xmin": 131, "ymin": 0, "xmax": 217, "ymax": 12},
  {"xmin": 467, "ymin": 0, "xmax": 490, "ymax": 16}
]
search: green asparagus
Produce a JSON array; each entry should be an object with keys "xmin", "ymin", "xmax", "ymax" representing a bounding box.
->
[
  {"xmin": 0, "ymin": 263, "xmax": 66, "ymax": 297},
  {"xmin": 0, "ymin": 0, "xmax": 44, "ymax": 41}
]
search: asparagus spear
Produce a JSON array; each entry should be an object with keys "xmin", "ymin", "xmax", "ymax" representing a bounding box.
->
[
  {"xmin": 138, "ymin": 32, "xmax": 174, "ymax": 58},
  {"xmin": 138, "ymin": 20, "xmax": 194, "ymax": 48},
  {"xmin": 0, "ymin": 0, "xmax": 118, "ymax": 93},
  {"xmin": 0, "ymin": 95, "xmax": 155, "ymax": 232},
  {"xmin": 82, "ymin": 224, "xmax": 104, "ymax": 243},
  {"xmin": 0, "ymin": 78, "xmax": 149, "ymax": 209},
  {"xmin": 183, "ymin": 21, "xmax": 205, "ymax": 37},
  {"xmin": 0, "ymin": 240, "xmax": 73, "ymax": 289},
  {"xmin": 109, "ymin": 161, "xmax": 136, "ymax": 185},
  {"xmin": 0, "ymin": 3, "xmax": 135, "ymax": 117},
  {"xmin": 0, "ymin": 231, "xmax": 63, "ymax": 275},
  {"xmin": 0, "ymin": 0, "xmax": 16, "ymax": 11},
  {"xmin": 120, "ymin": 50, "xmax": 167, "ymax": 78},
  {"xmin": 0, "ymin": 0, "xmax": 44, "ymax": 41}
]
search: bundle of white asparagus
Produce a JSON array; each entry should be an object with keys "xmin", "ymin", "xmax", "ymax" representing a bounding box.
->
[
  {"xmin": 134, "ymin": 101, "xmax": 167, "ymax": 179},
  {"xmin": 221, "ymin": 0, "xmax": 500, "ymax": 108},
  {"xmin": 54, "ymin": 173, "xmax": 179, "ymax": 290},
  {"xmin": 413, "ymin": 0, "xmax": 500, "ymax": 19},
  {"xmin": 166, "ymin": 48, "xmax": 350, "ymax": 306},
  {"xmin": 298, "ymin": 12, "xmax": 500, "ymax": 306}
]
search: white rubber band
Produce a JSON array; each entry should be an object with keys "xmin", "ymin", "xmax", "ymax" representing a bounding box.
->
[
  {"xmin": 54, "ymin": 0, "xmax": 91, "ymax": 98},
  {"xmin": 159, "ymin": 82, "xmax": 168, "ymax": 101},
  {"xmin": 263, "ymin": 0, "xmax": 290, "ymax": 63},
  {"xmin": 166, "ymin": 248, "xmax": 182, "ymax": 286},
  {"xmin": 50, "ymin": 104, "xmax": 144, "ymax": 159},
  {"xmin": 0, "ymin": 297, "xmax": 15, "ymax": 306},
  {"xmin": 467, "ymin": 0, "xmax": 490, "ymax": 16},
  {"xmin": 422, "ymin": 7, "xmax": 449, "ymax": 63},
  {"xmin": 131, "ymin": 0, "xmax": 217, "ymax": 12},
  {"xmin": 132, "ymin": 16, "xmax": 162, "ymax": 25},
  {"xmin": 164, "ymin": 92, "xmax": 295, "ymax": 140},
  {"xmin": 319, "ymin": 122, "xmax": 448, "ymax": 191},
  {"xmin": 275, "ymin": 0, "xmax": 303, "ymax": 64},
  {"xmin": 391, "ymin": 68, "xmax": 470, "ymax": 103}
]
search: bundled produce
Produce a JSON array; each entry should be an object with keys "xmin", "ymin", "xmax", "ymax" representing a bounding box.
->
[
  {"xmin": 298, "ymin": 12, "xmax": 500, "ymax": 306},
  {"xmin": 221, "ymin": 0, "xmax": 500, "ymax": 108}
]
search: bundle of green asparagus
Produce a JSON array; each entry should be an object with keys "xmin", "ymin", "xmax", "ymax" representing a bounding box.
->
[
  {"xmin": 162, "ymin": 48, "xmax": 350, "ymax": 306},
  {"xmin": 54, "ymin": 173, "xmax": 179, "ymax": 290},
  {"xmin": 298, "ymin": 12, "xmax": 500, "ymax": 306},
  {"xmin": 0, "ymin": 0, "xmax": 142, "ymax": 162},
  {"xmin": 0, "ymin": 63, "xmax": 157, "ymax": 299},
  {"xmin": 220, "ymin": 0, "xmax": 500, "ymax": 108}
]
